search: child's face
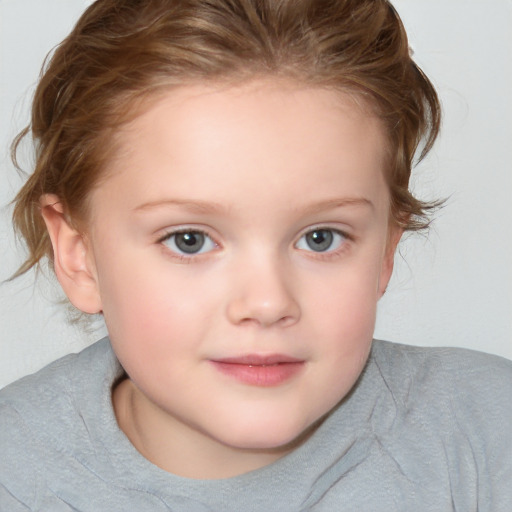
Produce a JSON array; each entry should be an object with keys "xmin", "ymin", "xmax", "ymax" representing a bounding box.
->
[{"xmin": 58, "ymin": 80, "xmax": 398, "ymax": 475}]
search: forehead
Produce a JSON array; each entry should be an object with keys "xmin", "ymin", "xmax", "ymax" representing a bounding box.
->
[{"xmin": 90, "ymin": 80, "xmax": 389, "ymax": 220}]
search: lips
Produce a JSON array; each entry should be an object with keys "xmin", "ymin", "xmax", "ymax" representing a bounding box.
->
[{"xmin": 210, "ymin": 354, "xmax": 305, "ymax": 387}]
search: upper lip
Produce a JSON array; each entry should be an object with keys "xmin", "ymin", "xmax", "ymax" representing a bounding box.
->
[{"xmin": 211, "ymin": 354, "xmax": 304, "ymax": 366}]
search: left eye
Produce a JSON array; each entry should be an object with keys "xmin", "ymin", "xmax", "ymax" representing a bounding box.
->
[
  {"xmin": 161, "ymin": 230, "xmax": 216, "ymax": 255},
  {"xmin": 296, "ymin": 228, "xmax": 346, "ymax": 253}
]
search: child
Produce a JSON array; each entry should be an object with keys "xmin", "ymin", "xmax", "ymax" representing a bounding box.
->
[{"xmin": 1, "ymin": 0, "xmax": 511, "ymax": 510}]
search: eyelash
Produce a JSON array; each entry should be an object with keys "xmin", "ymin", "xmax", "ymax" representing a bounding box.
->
[
  {"xmin": 157, "ymin": 226, "xmax": 353, "ymax": 261},
  {"xmin": 157, "ymin": 228, "xmax": 218, "ymax": 262},
  {"xmin": 295, "ymin": 226, "xmax": 352, "ymax": 260}
]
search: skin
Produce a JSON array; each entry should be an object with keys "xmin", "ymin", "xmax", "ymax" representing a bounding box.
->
[{"xmin": 41, "ymin": 80, "xmax": 401, "ymax": 479}]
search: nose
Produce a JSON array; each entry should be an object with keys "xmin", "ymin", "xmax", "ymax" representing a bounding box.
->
[{"xmin": 225, "ymin": 257, "xmax": 300, "ymax": 328}]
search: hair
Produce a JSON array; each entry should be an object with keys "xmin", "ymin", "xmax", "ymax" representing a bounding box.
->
[{"xmin": 11, "ymin": 0, "xmax": 441, "ymax": 278}]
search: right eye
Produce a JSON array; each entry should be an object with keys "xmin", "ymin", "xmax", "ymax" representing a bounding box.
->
[{"xmin": 160, "ymin": 230, "xmax": 217, "ymax": 256}]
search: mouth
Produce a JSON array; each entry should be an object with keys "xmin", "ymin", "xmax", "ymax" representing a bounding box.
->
[{"xmin": 209, "ymin": 354, "xmax": 305, "ymax": 387}]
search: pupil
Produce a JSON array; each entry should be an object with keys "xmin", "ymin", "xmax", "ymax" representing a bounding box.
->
[
  {"xmin": 175, "ymin": 232, "xmax": 204, "ymax": 254},
  {"xmin": 306, "ymin": 230, "xmax": 333, "ymax": 252}
]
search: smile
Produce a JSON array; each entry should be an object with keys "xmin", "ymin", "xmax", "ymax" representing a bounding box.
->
[{"xmin": 210, "ymin": 355, "xmax": 305, "ymax": 387}]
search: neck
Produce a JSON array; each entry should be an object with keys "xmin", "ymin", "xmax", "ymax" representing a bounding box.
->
[{"xmin": 113, "ymin": 378, "xmax": 297, "ymax": 479}]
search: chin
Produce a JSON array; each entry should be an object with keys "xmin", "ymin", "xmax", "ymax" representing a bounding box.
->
[{"xmin": 218, "ymin": 415, "xmax": 323, "ymax": 454}]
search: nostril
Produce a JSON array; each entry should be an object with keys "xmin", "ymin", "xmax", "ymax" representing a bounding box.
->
[
  {"xmin": 226, "ymin": 298, "xmax": 300, "ymax": 327},
  {"xmin": 225, "ymin": 269, "xmax": 301, "ymax": 327},
  {"xmin": 277, "ymin": 315, "xmax": 298, "ymax": 328}
]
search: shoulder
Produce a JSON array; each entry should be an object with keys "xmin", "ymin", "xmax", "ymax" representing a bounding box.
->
[
  {"xmin": 369, "ymin": 340, "xmax": 512, "ymax": 497},
  {"xmin": 0, "ymin": 337, "xmax": 117, "ymax": 438},
  {"xmin": 370, "ymin": 339, "xmax": 512, "ymax": 403},
  {"xmin": 0, "ymin": 338, "xmax": 115, "ymax": 421},
  {"xmin": 0, "ymin": 338, "xmax": 119, "ymax": 508}
]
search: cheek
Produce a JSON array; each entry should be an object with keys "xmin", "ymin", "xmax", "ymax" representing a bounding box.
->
[
  {"xmin": 302, "ymin": 252, "xmax": 383, "ymax": 381},
  {"xmin": 297, "ymin": 280, "xmax": 376, "ymax": 428},
  {"xmin": 96, "ymin": 250, "xmax": 221, "ymax": 352},
  {"xmin": 317, "ymin": 285, "xmax": 377, "ymax": 366},
  {"xmin": 310, "ymin": 257, "xmax": 381, "ymax": 327}
]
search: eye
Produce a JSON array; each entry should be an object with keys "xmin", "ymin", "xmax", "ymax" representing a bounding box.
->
[
  {"xmin": 296, "ymin": 228, "xmax": 346, "ymax": 253},
  {"xmin": 161, "ymin": 230, "xmax": 216, "ymax": 255}
]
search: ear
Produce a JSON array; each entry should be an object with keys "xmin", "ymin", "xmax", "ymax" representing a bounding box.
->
[
  {"xmin": 40, "ymin": 194, "xmax": 102, "ymax": 314},
  {"xmin": 377, "ymin": 226, "xmax": 403, "ymax": 298}
]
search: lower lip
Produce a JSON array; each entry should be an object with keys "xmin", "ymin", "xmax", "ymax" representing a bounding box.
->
[{"xmin": 210, "ymin": 361, "xmax": 305, "ymax": 387}]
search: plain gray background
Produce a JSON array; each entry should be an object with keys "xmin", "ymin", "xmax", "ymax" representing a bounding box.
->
[{"xmin": 1, "ymin": 0, "xmax": 511, "ymax": 388}]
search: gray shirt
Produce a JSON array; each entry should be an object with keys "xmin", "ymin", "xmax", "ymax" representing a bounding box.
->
[{"xmin": 1, "ymin": 338, "xmax": 511, "ymax": 511}]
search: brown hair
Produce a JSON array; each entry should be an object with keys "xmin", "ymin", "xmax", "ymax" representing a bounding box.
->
[{"xmin": 11, "ymin": 0, "xmax": 441, "ymax": 277}]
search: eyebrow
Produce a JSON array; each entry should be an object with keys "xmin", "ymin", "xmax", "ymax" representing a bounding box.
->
[
  {"xmin": 133, "ymin": 197, "xmax": 373, "ymax": 215},
  {"xmin": 133, "ymin": 198, "xmax": 227, "ymax": 215},
  {"xmin": 297, "ymin": 197, "xmax": 374, "ymax": 216}
]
